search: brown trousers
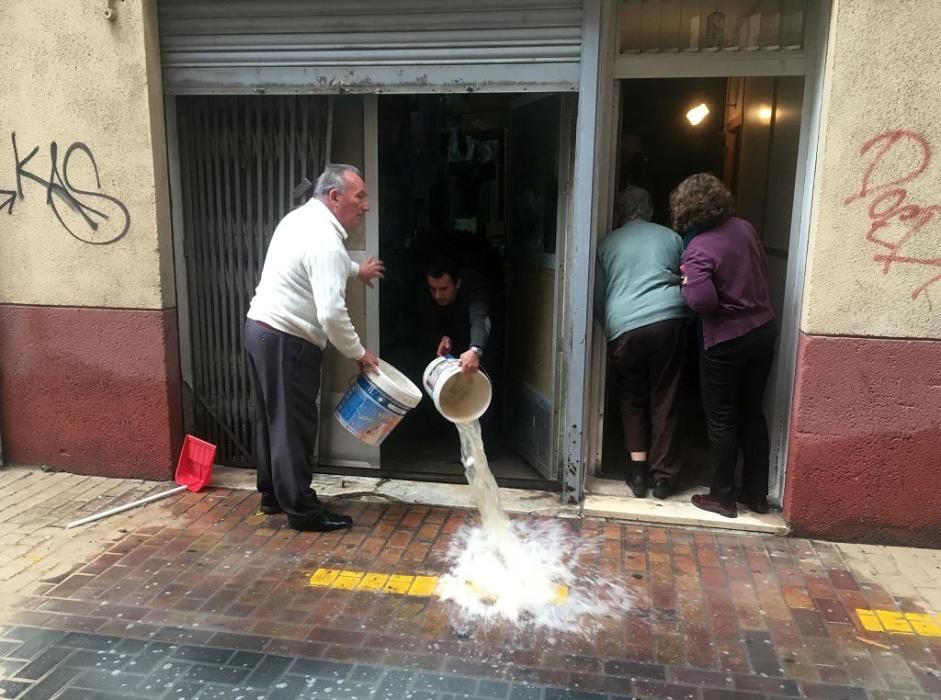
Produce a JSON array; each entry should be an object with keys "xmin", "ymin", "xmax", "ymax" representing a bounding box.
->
[{"xmin": 608, "ymin": 318, "xmax": 687, "ymax": 481}]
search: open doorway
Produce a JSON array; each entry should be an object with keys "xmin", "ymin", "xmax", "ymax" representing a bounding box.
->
[
  {"xmin": 599, "ymin": 76, "xmax": 804, "ymax": 497},
  {"xmin": 375, "ymin": 94, "xmax": 567, "ymax": 487}
]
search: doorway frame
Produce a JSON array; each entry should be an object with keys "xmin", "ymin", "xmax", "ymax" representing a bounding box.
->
[
  {"xmin": 583, "ymin": 0, "xmax": 833, "ymax": 504},
  {"xmin": 372, "ymin": 91, "xmax": 574, "ymax": 482}
]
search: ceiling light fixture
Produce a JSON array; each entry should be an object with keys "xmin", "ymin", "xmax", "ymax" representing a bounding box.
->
[{"xmin": 686, "ymin": 103, "xmax": 710, "ymax": 126}]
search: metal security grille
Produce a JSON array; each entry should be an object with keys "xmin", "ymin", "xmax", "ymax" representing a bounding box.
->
[{"xmin": 176, "ymin": 95, "xmax": 328, "ymax": 465}]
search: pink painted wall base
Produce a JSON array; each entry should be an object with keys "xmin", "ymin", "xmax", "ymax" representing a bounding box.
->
[
  {"xmin": 784, "ymin": 332, "xmax": 941, "ymax": 546},
  {"xmin": 0, "ymin": 305, "xmax": 183, "ymax": 480}
]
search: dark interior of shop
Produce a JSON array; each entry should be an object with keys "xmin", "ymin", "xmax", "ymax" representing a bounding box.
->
[{"xmin": 375, "ymin": 93, "xmax": 553, "ymax": 486}]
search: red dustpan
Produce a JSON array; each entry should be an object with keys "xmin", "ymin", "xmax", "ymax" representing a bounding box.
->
[
  {"xmin": 66, "ymin": 435, "xmax": 216, "ymax": 529},
  {"xmin": 173, "ymin": 435, "xmax": 216, "ymax": 492}
]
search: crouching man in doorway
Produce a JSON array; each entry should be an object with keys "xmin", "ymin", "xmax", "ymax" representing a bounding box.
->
[
  {"xmin": 422, "ymin": 256, "xmax": 504, "ymax": 452},
  {"xmin": 245, "ymin": 164, "xmax": 384, "ymax": 532},
  {"xmin": 595, "ymin": 186, "xmax": 689, "ymax": 499},
  {"xmin": 424, "ymin": 257, "xmax": 492, "ymax": 375}
]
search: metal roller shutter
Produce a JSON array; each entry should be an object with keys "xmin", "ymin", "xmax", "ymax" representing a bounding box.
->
[{"xmin": 158, "ymin": 0, "xmax": 583, "ymax": 94}]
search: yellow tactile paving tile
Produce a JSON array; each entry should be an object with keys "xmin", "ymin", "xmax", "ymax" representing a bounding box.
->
[
  {"xmin": 357, "ymin": 572, "xmax": 390, "ymax": 592},
  {"xmin": 408, "ymin": 576, "xmax": 439, "ymax": 597},
  {"xmin": 903, "ymin": 612, "xmax": 941, "ymax": 637},
  {"xmin": 384, "ymin": 575, "xmax": 415, "ymax": 595},
  {"xmin": 308, "ymin": 568, "xmax": 435, "ymax": 597},
  {"xmin": 855, "ymin": 608, "xmax": 941, "ymax": 637},
  {"xmin": 856, "ymin": 609, "xmax": 883, "ymax": 633},
  {"xmin": 333, "ymin": 570, "xmax": 365, "ymax": 590},
  {"xmin": 307, "ymin": 567, "xmax": 571, "ymax": 605},
  {"xmin": 308, "ymin": 568, "xmax": 341, "ymax": 587},
  {"xmin": 876, "ymin": 610, "xmax": 915, "ymax": 634}
]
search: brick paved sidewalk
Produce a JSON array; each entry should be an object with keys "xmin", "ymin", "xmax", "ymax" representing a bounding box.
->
[{"xmin": 0, "ymin": 466, "xmax": 940, "ymax": 699}]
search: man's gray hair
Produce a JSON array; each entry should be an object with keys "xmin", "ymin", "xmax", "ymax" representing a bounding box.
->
[
  {"xmin": 615, "ymin": 186, "xmax": 654, "ymax": 226},
  {"xmin": 313, "ymin": 163, "xmax": 363, "ymax": 198}
]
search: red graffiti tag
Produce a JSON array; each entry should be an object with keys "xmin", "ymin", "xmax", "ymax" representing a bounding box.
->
[{"xmin": 845, "ymin": 129, "xmax": 941, "ymax": 303}]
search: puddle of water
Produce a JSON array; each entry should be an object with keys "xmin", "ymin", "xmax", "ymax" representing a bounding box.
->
[{"xmin": 436, "ymin": 420, "xmax": 631, "ymax": 632}]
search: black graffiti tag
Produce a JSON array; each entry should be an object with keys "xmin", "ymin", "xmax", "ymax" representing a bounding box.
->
[{"xmin": 1, "ymin": 132, "xmax": 131, "ymax": 245}]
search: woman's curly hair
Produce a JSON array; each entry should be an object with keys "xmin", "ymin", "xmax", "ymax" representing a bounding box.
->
[{"xmin": 669, "ymin": 173, "xmax": 735, "ymax": 234}]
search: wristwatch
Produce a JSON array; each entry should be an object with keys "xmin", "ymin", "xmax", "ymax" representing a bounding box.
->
[{"xmin": 470, "ymin": 345, "xmax": 483, "ymax": 359}]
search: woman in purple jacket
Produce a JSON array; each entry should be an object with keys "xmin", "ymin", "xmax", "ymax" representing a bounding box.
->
[{"xmin": 671, "ymin": 174, "xmax": 776, "ymax": 518}]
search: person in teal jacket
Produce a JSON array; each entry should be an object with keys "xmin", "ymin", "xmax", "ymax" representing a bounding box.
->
[{"xmin": 595, "ymin": 186, "xmax": 690, "ymax": 499}]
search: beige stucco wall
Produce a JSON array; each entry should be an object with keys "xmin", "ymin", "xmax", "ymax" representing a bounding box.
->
[
  {"xmin": 0, "ymin": 0, "xmax": 173, "ymax": 309},
  {"xmin": 802, "ymin": 0, "xmax": 941, "ymax": 340}
]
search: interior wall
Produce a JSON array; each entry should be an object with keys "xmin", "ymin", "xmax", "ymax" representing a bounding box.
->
[
  {"xmin": 735, "ymin": 77, "xmax": 774, "ymax": 234},
  {"xmin": 509, "ymin": 264, "xmax": 556, "ymax": 395},
  {"xmin": 332, "ymin": 97, "xmax": 367, "ymax": 251},
  {"xmin": 734, "ymin": 76, "xmax": 803, "ymax": 321},
  {"xmin": 324, "ymin": 97, "xmax": 368, "ymax": 397}
]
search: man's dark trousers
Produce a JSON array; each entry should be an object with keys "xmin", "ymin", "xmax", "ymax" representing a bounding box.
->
[{"xmin": 244, "ymin": 319, "xmax": 324, "ymax": 519}]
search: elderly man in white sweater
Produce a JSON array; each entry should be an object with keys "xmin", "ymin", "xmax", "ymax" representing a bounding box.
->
[{"xmin": 245, "ymin": 164, "xmax": 382, "ymax": 532}]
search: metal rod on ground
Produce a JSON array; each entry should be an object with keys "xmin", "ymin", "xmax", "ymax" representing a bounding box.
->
[{"xmin": 65, "ymin": 485, "xmax": 188, "ymax": 529}]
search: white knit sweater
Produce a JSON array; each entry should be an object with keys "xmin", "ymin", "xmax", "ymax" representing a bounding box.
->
[{"xmin": 247, "ymin": 198, "xmax": 365, "ymax": 359}]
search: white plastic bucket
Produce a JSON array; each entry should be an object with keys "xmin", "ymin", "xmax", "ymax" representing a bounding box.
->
[
  {"xmin": 422, "ymin": 356, "xmax": 492, "ymax": 423},
  {"xmin": 335, "ymin": 360, "xmax": 422, "ymax": 446}
]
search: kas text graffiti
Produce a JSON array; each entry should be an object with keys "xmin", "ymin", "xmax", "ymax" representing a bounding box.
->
[{"xmin": 0, "ymin": 132, "xmax": 131, "ymax": 245}]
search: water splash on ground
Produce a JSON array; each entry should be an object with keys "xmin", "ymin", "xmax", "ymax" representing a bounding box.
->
[{"xmin": 436, "ymin": 420, "xmax": 631, "ymax": 632}]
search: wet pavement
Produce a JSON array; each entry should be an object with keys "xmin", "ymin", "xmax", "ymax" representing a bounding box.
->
[{"xmin": 1, "ymin": 475, "xmax": 940, "ymax": 699}]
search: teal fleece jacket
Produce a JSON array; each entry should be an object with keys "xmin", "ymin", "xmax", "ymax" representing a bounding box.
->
[{"xmin": 594, "ymin": 220, "xmax": 689, "ymax": 340}]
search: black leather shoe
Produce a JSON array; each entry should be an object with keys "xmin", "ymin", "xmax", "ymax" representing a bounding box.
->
[
  {"xmin": 628, "ymin": 473, "xmax": 647, "ymax": 498},
  {"xmin": 259, "ymin": 493, "xmax": 282, "ymax": 515},
  {"xmin": 737, "ymin": 494, "xmax": 770, "ymax": 514},
  {"xmin": 652, "ymin": 479, "xmax": 671, "ymax": 500},
  {"xmin": 287, "ymin": 510, "xmax": 353, "ymax": 532}
]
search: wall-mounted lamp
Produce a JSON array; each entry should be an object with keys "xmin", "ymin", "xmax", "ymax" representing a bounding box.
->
[
  {"xmin": 757, "ymin": 105, "xmax": 773, "ymax": 124},
  {"xmin": 686, "ymin": 103, "xmax": 710, "ymax": 126}
]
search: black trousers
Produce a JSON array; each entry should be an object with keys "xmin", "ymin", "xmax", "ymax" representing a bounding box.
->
[
  {"xmin": 608, "ymin": 318, "xmax": 687, "ymax": 481},
  {"xmin": 244, "ymin": 320, "xmax": 324, "ymax": 519},
  {"xmin": 699, "ymin": 321, "xmax": 776, "ymax": 501}
]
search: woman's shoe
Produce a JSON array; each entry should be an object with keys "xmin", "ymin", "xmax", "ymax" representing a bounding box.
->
[
  {"xmin": 652, "ymin": 479, "xmax": 671, "ymax": 500},
  {"xmin": 737, "ymin": 494, "xmax": 770, "ymax": 514},
  {"xmin": 627, "ymin": 472, "xmax": 648, "ymax": 498},
  {"xmin": 691, "ymin": 493, "xmax": 737, "ymax": 518}
]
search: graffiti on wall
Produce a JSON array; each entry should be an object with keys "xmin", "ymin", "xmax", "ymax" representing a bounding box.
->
[
  {"xmin": 845, "ymin": 129, "xmax": 941, "ymax": 305},
  {"xmin": 0, "ymin": 132, "xmax": 131, "ymax": 245}
]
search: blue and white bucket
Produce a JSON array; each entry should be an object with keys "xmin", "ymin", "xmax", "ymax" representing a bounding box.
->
[{"xmin": 335, "ymin": 360, "xmax": 422, "ymax": 446}]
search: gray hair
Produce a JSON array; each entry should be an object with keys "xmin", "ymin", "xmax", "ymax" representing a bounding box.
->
[
  {"xmin": 615, "ymin": 186, "xmax": 653, "ymax": 226},
  {"xmin": 313, "ymin": 163, "xmax": 363, "ymax": 198}
]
